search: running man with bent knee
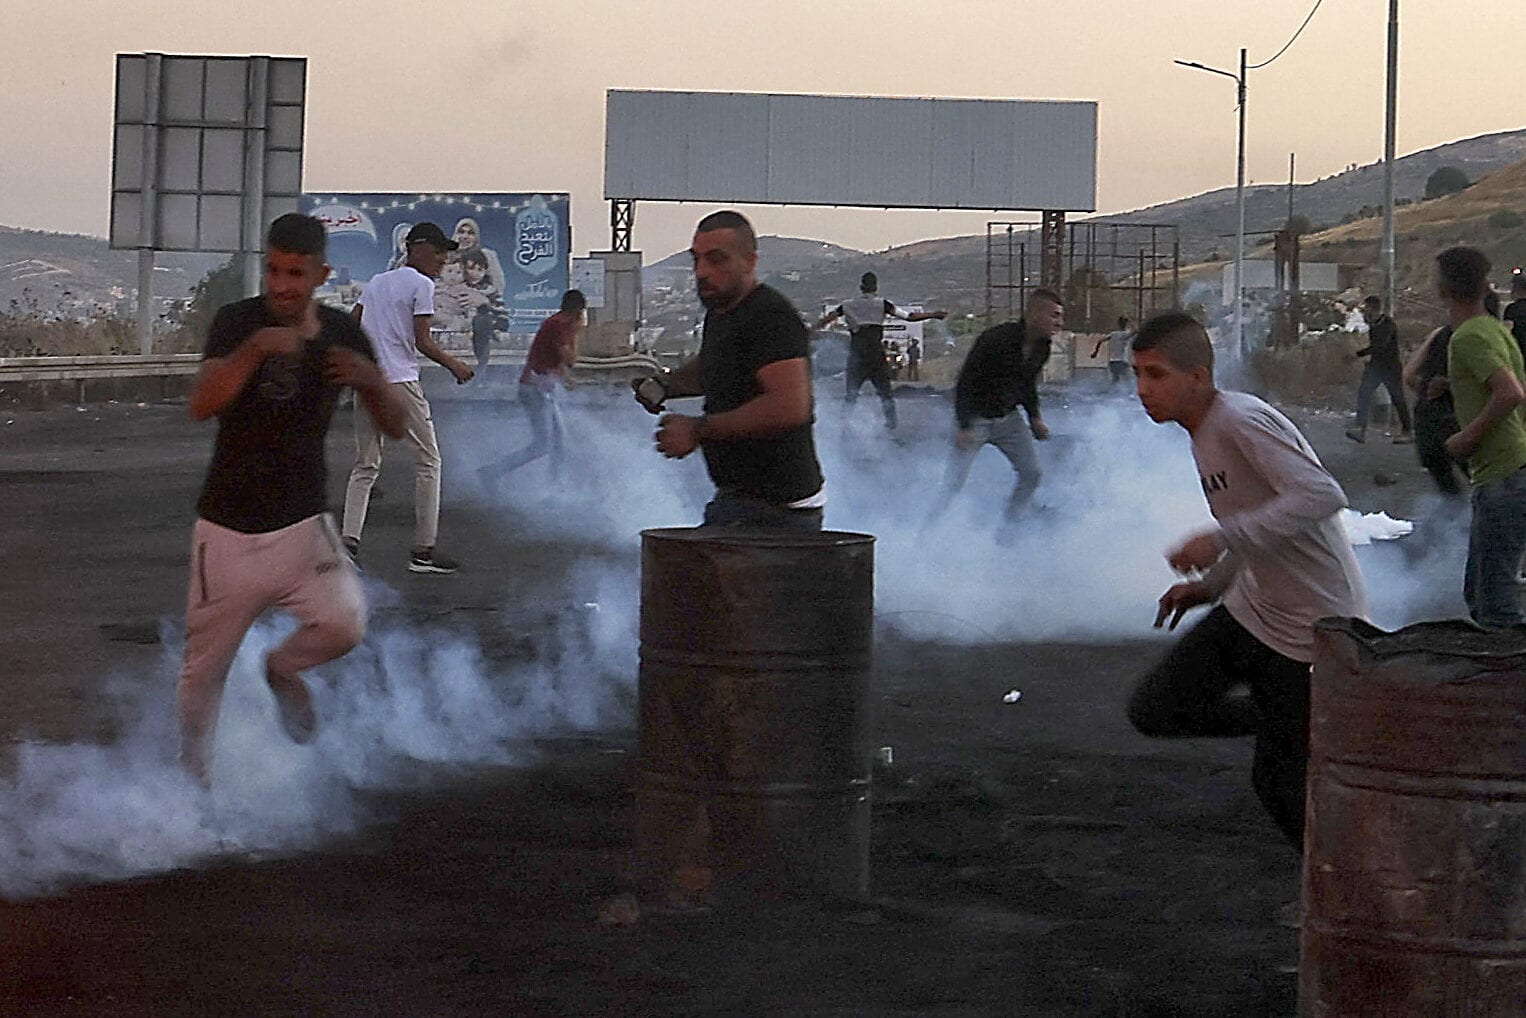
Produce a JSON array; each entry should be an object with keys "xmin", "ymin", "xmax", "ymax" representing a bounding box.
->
[
  {"xmin": 178, "ymin": 213, "xmax": 407, "ymax": 785},
  {"xmin": 1125, "ymin": 311, "xmax": 1366, "ymax": 852},
  {"xmin": 925, "ymin": 288, "xmax": 1063, "ymax": 533}
]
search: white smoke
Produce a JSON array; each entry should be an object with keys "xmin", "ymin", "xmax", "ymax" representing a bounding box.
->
[
  {"xmin": 1, "ymin": 369, "xmax": 1457, "ymax": 898},
  {"xmin": 0, "ymin": 559, "xmax": 638, "ymax": 900}
]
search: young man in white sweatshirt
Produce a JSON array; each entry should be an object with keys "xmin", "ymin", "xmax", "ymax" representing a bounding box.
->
[{"xmin": 1126, "ymin": 311, "xmax": 1367, "ymax": 853}]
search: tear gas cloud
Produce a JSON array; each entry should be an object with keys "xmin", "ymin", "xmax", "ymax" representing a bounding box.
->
[{"xmin": 0, "ymin": 373, "xmax": 1457, "ymax": 897}]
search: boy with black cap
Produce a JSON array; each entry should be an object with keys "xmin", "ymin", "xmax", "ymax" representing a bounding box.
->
[{"xmin": 342, "ymin": 221, "xmax": 476, "ymax": 573}]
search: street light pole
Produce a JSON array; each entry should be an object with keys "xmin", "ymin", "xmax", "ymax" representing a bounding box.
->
[
  {"xmin": 1380, "ymin": 0, "xmax": 1399, "ymax": 315},
  {"xmin": 1235, "ymin": 47, "xmax": 1247, "ymax": 360},
  {"xmin": 1176, "ymin": 51, "xmax": 1249, "ymax": 358}
]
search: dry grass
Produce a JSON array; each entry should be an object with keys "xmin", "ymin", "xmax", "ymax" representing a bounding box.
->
[{"xmin": 0, "ymin": 315, "xmax": 201, "ymax": 357}]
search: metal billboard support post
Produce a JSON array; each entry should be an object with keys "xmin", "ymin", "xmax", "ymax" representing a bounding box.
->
[
  {"xmin": 135, "ymin": 53, "xmax": 162, "ymax": 355},
  {"xmin": 242, "ymin": 57, "xmax": 270, "ymax": 298},
  {"xmin": 611, "ymin": 199, "xmax": 635, "ymax": 252}
]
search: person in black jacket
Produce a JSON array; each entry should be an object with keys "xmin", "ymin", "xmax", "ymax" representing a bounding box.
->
[
  {"xmin": 1346, "ymin": 295, "xmax": 1413, "ymax": 444},
  {"xmin": 924, "ymin": 288, "xmax": 1064, "ymax": 533}
]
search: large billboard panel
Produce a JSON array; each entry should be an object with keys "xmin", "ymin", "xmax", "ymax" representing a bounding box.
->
[
  {"xmin": 111, "ymin": 53, "xmax": 306, "ymax": 253},
  {"xmin": 605, "ymin": 90, "xmax": 1097, "ymax": 212},
  {"xmin": 303, "ymin": 193, "xmax": 570, "ymax": 336}
]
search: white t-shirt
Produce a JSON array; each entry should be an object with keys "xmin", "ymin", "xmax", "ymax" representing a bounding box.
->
[
  {"xmin": 1191, "ymin": 390, "xmax": 1367, "ymax": 662},
  {"xmin": 837, "ymin": 295, "xmax": 905, "ymax": 332},
  {"xmin": 358, "ymin": 266, "xmax": 435, "ymax": 384}
]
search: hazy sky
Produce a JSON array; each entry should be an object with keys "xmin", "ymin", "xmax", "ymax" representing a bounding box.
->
[{"xmin": 3, "ymin": 1, "xmax": 1521, "ymax": 261}]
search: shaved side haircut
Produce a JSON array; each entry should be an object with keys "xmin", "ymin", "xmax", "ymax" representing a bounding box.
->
[
  {"xmin": 1133, "ymin": 311, "xmax": 1215, "ymax": 376},
  {"xmin": 695, "ymin": 210, "xmax": 758, "ymax": 255},
  {"xmin": 1027, "ymin": 287, "xmax": 1063, "ymax": 310}
]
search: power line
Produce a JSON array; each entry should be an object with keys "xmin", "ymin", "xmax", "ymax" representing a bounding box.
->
[{"xmin": 1249, "ymin": 0, "xmax": 1326, "ymax": 69}]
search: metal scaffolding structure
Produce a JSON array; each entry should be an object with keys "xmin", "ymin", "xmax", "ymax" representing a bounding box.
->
[{"xmin": 986, "ymin": 221, "xmax": 1180, "ymax": 330}]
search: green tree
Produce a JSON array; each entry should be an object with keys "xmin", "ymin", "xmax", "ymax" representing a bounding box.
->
[
  {"xmin": 180, "ymin": 256, "xmax": 246, "ymax": 340},
  {"xmin": 1489, "ymin": 209, "xmax": 1524, "ymax": 230},
  {"xmin": 1424, "ymin": 165, "xmax": 1470, "ymax": 200}
]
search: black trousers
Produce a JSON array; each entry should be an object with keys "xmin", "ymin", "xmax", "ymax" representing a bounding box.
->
[
  {"xmin": 1127, "ymin": 605, "xmax": 1312, "ymax": 852},
  {"xmin": 1354, "ymin": 362, "xmax": 1413, "ymax": 433},
  {"xmin": 845, "ymin": 341, "xmax": 897, "ymax": 430},
  {"xmin": 1414, "ymin": 397, "xmax": 1464, "ymax": 497}
]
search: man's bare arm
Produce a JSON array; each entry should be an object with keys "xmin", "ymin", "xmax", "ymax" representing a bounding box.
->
[
  {"xmin": 412, "ymin": 315, "xmax": 474, "ymax": 384},
  {"xmin": 189, "ymin": 327, "xmax": 300, "ymax": 420}
]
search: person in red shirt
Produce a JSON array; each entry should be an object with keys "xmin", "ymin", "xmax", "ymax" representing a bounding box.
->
[{"xmin": 478, "ymin": 289, "xmax": 586, "ymax": 490}]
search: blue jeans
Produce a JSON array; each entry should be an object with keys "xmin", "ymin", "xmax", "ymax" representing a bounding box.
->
[
  {"xmin": 1464, "ymin": 465, "xmax": 1526, "ymax": 628},
  {"xmin": 702, "ymin": 489, "xmax": 823, "ymax": 532}
]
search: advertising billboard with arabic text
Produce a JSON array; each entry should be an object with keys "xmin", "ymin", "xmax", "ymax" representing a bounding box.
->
[{"xmin": 303, "ymin": 193, "xmax": 570, "ymax": 336}]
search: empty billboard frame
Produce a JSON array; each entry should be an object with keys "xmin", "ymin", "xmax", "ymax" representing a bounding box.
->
[
  {"xmin": 604, "ymin": 90, "xmax": 1097, "ymax": 212},
  {"xmin": 110, "ymin": 53, "xmax": 306, "ymax": 254}
]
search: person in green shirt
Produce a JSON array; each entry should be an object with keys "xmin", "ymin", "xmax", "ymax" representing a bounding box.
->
[{"xmin": 1439, "ymin": 246, "xmax": 1526, "ymax": 628}]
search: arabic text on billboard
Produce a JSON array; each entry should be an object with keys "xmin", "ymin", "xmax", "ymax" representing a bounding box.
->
[{"xmin": 304, "ymin": 193, "xmax": 570, "ymax": 335}]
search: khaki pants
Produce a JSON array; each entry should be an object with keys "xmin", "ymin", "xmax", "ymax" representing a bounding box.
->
[
  {"xmin": 342, "ymin": 380, "xmax": 441, "ymax": 551},
  {"xmin": 176, "ymin": 513, "xmax": 366, "ymax": 774}
]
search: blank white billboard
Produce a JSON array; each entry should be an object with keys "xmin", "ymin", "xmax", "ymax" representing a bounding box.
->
[
  {"xmin": 605, "ymin": 90, "xmax": 1097, "ymax": 212},
  {"xmin": 1224, "ymin": 260, "xmax": 1341, "ymax": 301}
]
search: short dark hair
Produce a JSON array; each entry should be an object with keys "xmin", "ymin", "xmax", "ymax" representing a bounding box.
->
[
  {"xmin": 560, "ymin": 289, "xmax": 587, "ymax": 314},
  {"xmin": 694, "ymin": 210, "xmax": 757, "ymax": 254},
  {"xmin": 860, "ymin": 271, "xmax": 878, "ymax": 293},
  {"xmin": 1132, "ymin": 310, "xmax": 1214, "ymax": 375},
  {"xmin": 1437, "ymin": 246, "xmax": 1491, "ymax": 302},
  {"xmin": 1027, "ymin": 287, "xmax": 1063, "ymax": 309},
  {"xmin": 267, "ymin": 213, "xmax": 327, "ymax": 258},
  {"xmin": 1117, "ymin": 316, "xmax": 1130, "ymax": 329},
  {"xmin": 1512, "ymin": 273, "xmax": 1526, "ymax": 295},
  {"xmin": 1362, "ymin": 295, "xmax": 1382, "ymax": 311}
]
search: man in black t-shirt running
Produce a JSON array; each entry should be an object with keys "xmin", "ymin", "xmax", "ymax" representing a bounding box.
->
[
  {"xmin": 177, "ymin": 213, "xmax": 406, "ymax": 785},
  {"xmin": 631, "ymin": 210, "xmax": 825, "ymax": 531}
]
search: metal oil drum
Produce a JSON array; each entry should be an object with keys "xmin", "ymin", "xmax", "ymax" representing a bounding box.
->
[
  {"xmin": 636, "ymin": 527, "xmax": 875, "ymax": 902},
  {"xmin": 1301, "ymin": 618, "xmax": 1526, "ymax": 1016}
]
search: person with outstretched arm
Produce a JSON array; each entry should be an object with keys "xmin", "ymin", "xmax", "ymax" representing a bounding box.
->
[{"xmin": 817, "ymin": 271, "xmax": 945, "ymax": 432}]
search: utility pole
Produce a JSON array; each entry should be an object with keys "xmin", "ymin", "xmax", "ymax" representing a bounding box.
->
[
  {"xmin": 1288, "ymin": 152, "xmax": 1296, "ymax": 225},
  {"xmin": 1234, "ymin": 47, "xmax": 1247, "ymax": 359},
  {"xmin": 1380, "ymin": 0, "xmax": 1398, "ymax": 315}
]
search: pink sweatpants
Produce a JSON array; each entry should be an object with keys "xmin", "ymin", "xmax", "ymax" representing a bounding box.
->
[{"xmin": 176, "ymin": 513, "xmax": 365, "ymax": 773}]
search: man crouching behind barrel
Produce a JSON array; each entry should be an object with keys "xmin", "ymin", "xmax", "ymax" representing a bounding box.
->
[
  {"xmin": 1125, "ymin": 311, "xmax": 1368, "ymax": 857},
  {"xmin": 632, "ymin": 210, "xmax": 826, "ymax": 530}
]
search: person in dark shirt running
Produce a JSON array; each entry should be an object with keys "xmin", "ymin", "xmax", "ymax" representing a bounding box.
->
[
  {"xmin": 1345, "ymin": 295, "xmax": 1413, "ymax": 444},
  {"xmin": 631, "ymin": 210, "xmax": 825, "ymax": 531},
  {"xmin": 177, "ymin": 213, "xmax": 406, "ymax": 786},
  {"xmin": 924, "ymin": 288, "xmax": 1064, "ymax": 536}
]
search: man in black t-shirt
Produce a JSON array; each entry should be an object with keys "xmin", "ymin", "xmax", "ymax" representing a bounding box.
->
[
  {"xmin": 177, "ymin": 213, "xmax": 406, "ymax": 785},
  {"xmin": 631, "ymin": 210, "xmax": 824, "ymax": 531}
]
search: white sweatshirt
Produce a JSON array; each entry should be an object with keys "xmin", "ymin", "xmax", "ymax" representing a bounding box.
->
[{"xmin": 1191, "ymin": 390, "xmax": 1368, "ymax": 663}]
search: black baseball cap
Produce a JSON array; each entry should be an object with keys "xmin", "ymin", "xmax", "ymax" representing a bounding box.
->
[{"xmin": 405, "ymin": 222, "xmax": 458, "ymax": 251}]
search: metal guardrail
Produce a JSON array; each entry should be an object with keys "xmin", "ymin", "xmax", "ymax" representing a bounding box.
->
[
  {"xmin": 0, "ymin": 354, "xmax": 202, "ymax": 383},
  {"xmin": 0, "ymin": 351, "xmax": 661, "ymax": 386}
]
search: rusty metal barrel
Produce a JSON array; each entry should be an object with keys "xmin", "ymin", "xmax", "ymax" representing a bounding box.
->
[
  {"xmin": 1301, "ymin": 619, "xmax": 1526, "ymax": 1016},
  {"xmin": 635, "ymin": 527, "xmax": 875, "ymax": 903}
]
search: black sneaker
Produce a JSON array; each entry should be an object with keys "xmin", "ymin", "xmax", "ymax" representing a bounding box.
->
[{"xmin": 408, "ymin": 548, "xmax": 459, "ymax": 574}]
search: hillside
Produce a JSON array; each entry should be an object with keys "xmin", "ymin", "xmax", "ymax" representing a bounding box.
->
[{"xmin": 0, "ymin": 225, "xmax": 223, "ymax": 322}]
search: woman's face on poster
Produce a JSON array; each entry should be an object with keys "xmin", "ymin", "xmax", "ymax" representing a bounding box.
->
[{"xmin": 454, "ymin": 219, "xmax": 480, "ymax": 250}]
